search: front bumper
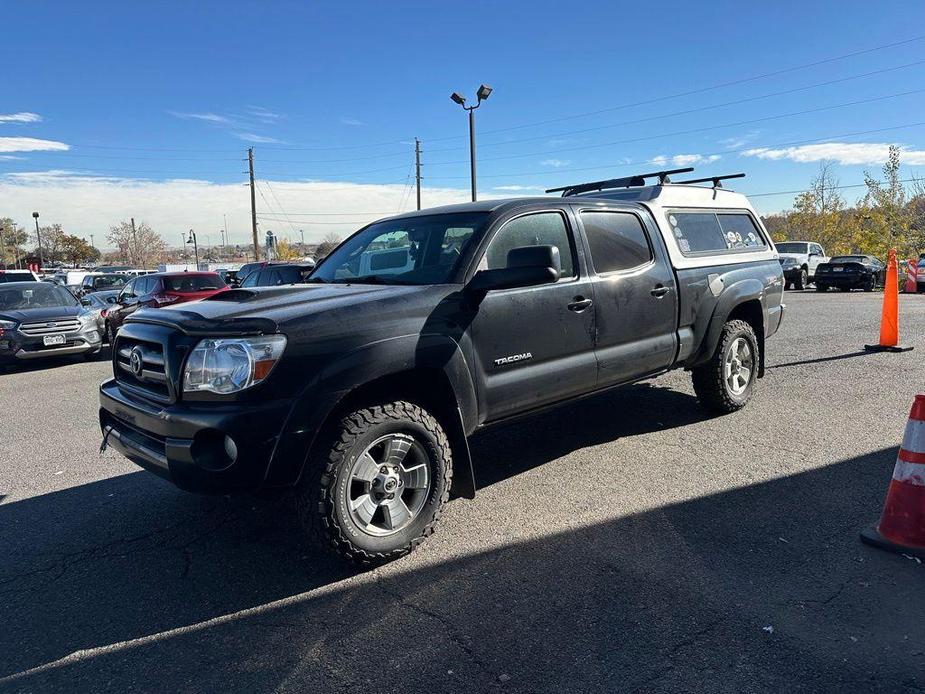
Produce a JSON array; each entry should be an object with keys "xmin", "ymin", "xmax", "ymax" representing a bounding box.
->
[
  {"xmin": 781, "ymin": 266, "xmax": 804, "ymax": 280},
  {"xmin": 0, "ymin": 326, "xmax": 101, "ymax": 361},
  {"xmin": 99, "ymin": 378, "xmax": 297, "ymax": 493}
]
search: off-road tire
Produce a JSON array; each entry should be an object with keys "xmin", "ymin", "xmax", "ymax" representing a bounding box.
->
[
  {"xmin": 794, "ymin": 268, "xmax": 807, "ymax": 290},
  {"xmin": 691, "ymin": 319, "xmax": 759, "ymax": 414},
  {"xmin": 297, "ymin": 401, "xmax": 452, "ymax": 565}
]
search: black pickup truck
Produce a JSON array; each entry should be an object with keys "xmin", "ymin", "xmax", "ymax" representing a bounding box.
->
[{"xmin": 99, "ymin": 169, "xmax": 784, "ymax": 564}]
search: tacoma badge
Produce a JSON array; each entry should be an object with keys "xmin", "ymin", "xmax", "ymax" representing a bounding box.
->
[{"xmin": 494, "ymin": 352, "xmax": 533, "ymax": 366}]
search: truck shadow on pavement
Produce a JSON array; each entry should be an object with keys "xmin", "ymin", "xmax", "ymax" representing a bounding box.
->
[{"xmin": 1, "ymin": 392, "xmax": 920, "ymax": 691}]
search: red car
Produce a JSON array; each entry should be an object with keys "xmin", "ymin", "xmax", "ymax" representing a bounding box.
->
[{"xmin": 103, "ymin": 272, "xmax": 228, "ymax": 343}]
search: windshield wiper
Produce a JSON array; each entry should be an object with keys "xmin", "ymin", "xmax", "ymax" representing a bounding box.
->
[{"xmin": 345, "ymin": 275, "xmax": 417, "ymax": 286}]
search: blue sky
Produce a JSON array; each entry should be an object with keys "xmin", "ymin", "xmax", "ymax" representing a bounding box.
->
[{"xmin": 2, "ymin": 1, "xmax": 924, "ymax": 244}]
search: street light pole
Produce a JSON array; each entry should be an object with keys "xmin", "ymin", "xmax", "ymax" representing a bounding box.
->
[
  {"xmin": 187, "ymin": 229, "xmax": 199, "ymax": 269},
  {"xmin": 32, "ymin": 212, "xmax": 44, "ymax": 269},
  {"xmin": 451, "ymin": 85, "xmax": 492, "ymax": 202}
]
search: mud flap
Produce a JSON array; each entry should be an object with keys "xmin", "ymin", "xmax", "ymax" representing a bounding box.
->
[{"xmin": 448, "ymin": 406, "xmax": 477, "ymax": 499}]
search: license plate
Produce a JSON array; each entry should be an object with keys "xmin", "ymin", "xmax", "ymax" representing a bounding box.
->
[
  {"xmin": 832, "ymin": 267, "xmax": 844, "ymax": 272},
  {"xmin": 43, "ymin": 334, "xmax": 66, "ymax": 346}
]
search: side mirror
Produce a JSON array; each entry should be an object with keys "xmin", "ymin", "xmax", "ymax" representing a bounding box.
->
[
  {"xmin": 80, "ymin": 298, "xmax": 92, "ymax": 307},
  {"xmin": 467, "ymin": 245, "xmax": 561, "ymax": 293}
]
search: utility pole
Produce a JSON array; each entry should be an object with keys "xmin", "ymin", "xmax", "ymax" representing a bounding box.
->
[
  {"xmin": 415, "ymin": 138, "xmax": 422, "ymax": 210},
  {"xmin": 130, "ymin": 217, "xmax": 145, "ymax": 269},
  {"xmin": 248, "ymin": 148, "xmax": 259, "ymax": 261}
]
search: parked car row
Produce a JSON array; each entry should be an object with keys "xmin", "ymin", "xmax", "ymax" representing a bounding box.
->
[{"xmin": 0, "ymin": 261, "xmax": 325, "ymax": 368}]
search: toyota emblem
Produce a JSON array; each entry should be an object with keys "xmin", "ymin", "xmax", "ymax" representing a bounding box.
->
[{"xmin": 129, "ymin": 347, "xmax": 144, "ymax": 378}]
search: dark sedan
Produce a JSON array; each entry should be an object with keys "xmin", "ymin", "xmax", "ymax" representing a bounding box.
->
[
  {"xmin": 814, "ymin": 255, "xmax": 885, "ymax": 292},
  {"xmin": 0, "ymin": 281, "xmax": 103, "ymax": 365},
  {"xmin": 239, "ymin": 261, "xmax": 316, "ymax": 287}
]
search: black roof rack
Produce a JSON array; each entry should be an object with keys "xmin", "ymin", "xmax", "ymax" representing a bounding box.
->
[
  {"xmin": 545, "ymin": 167, "xmax": 694, "ymax": 197},
  {"xmin": 672, "ymin": 173, "xmax": 745, "ymax": 189}
]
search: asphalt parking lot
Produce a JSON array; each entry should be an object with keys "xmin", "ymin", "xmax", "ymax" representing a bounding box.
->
[{"xmin": 1, "ymin": 291, "xmax": 924, "ymax": 693}]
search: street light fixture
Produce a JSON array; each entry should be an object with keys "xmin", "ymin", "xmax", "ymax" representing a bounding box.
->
[
  {"xmin": 186, "ymin": 229, "xmax": 199, "ymax": 269},
  {"xmin": 32, "ymin": 211, "xmax": 44, "ymax": 269},
  {"xmin": 450, "ymin": 84, "xmax": 492, "ymax": 202}
]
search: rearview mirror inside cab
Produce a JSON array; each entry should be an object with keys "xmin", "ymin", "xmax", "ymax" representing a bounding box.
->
[{"xmin": 467, "ymin": 244, "xmax": 561, "ymax": 293}]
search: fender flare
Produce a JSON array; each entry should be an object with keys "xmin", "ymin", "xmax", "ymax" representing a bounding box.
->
[
  {"xmin": 265, "ymin": 333, "xmax": 478, "ymax": 497},
  {"xmin": 688, "ymin": 278, "xmax": 766, "ymax": 371}
]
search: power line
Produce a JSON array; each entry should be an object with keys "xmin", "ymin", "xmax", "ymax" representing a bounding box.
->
[
  {"xmin": 427, "ymin": 35, "xmax": 925, "ymax": 143},
  {"xmin": 425, "ymin": 59, "xmax": 925, "ymax": 154},
  {"xmin": 56, "ymin": 35, "xmax": 925, "ymax": 155},
  {"xmin": 748, "ymin": 177, "xmax": 922, "ymax": 199},
  {"xmin": 422, "ymin": 89, "xmax": 925, "ymax": 173}
]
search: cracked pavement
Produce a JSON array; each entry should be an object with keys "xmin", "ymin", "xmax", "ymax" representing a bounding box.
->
[{"xmin": 1, "ymin": 291, "xmax": 924, "ymax": 692}]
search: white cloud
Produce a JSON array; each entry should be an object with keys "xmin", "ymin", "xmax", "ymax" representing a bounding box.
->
[
  {"xmin": 0, "ymin": 154, "xmax": 26, "ymax": 160},
  {"xmin": 235, "ymin": 132, "xmax": 283, "ymax": 144},
  {"xmin": 540, "ymin": 159, "xmax": 571, "ymax": 168},
  {"xmin": 246, "ymin": 106, "xmax": 281, "ymax": 123},
  {"xmin": 493, "ymin": 185, "xmax": 545, "ymax": 192},
  {"xmin": 0, "ymin": 136, "xmax": 70, "ymax": 153},
  {"xmin": 0, "ymin": 171, "xmax": 478, "ymax": 246},
  {"xmin": 0, "ymin": 112, "xmax": 42, "ymax": 124},
  {"xmin": 341, "ymin": 118, "xmax": 364, "ymax": 127},
  {"xmin": 741, "ymin": 142, "xmax": 925, "ymax": 166},
  {"xmin": 651, "ymin": 154, "xmax": 720, "ymax": 167},
  {"xmin": 167, "ymin": 111, "xmax": 231, "ymax": 124},
  {"xmin": 718, "ymin": 131, "xmax": 760, "ymax": 149}
]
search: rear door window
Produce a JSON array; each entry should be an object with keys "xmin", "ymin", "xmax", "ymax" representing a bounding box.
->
[{"xmin": 580, "ymin": 211, "xmax": 652, "ymax": 273}]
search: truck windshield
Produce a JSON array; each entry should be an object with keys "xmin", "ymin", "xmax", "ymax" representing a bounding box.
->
[
  {"xmin": 310, "ymin": 212, "xmax": 489, "ymax": 285},
  {"xmin": 776, "ymin": 243, "xmax": 808, "ymax": 254}
]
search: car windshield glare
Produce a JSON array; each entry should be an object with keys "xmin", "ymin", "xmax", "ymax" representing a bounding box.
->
[
  {"xmin": 0, "ymin": 284, "xmax": 78, "ymax": 310},
  {"xmin": 829, "ymin": 256, "xmax": 869, "ymax": 264},
  {"xmin": 163, "ymin": 275, "xmax": 223, "ymax": 292},
  {"xmin": 311, "ymin": 212, "xmax": 489, "ymax": 285},
  {"xmin": 776, "ymin": 243, "xmax": 807, "ymax": 254}
]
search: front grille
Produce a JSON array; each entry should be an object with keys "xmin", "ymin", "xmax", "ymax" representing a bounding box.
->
[
  {"xmin": 19, "ymin": 318, "xmax": 81, "ymax": 336},
  {"xmin": 115, "ymin": 336, "xmax": 171, "ymax": 400}
]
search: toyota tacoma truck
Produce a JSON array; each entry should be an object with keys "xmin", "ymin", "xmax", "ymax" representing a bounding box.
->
[{"xmin": 99, "ymin": 168, "xmax": 785, "ymax": 564}]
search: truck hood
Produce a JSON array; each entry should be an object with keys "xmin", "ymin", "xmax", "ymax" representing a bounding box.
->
[
  {"xmin": 125, "ymin": 283, "xmax": 448, "ymax": 335},
  {"xmin": 0, "ymin": 305, "xmax": 85, "ymax": 324}
]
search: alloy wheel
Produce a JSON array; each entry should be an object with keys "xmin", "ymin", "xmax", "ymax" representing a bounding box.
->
[{"xmin": 724, "ymin": 337, "xmax": 754, "ymax": 396}]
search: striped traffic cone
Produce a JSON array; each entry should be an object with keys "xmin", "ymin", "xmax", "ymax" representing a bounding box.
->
[{"xmin": 861, "ymin": 394, "xmax": 925, "ymax": 559}]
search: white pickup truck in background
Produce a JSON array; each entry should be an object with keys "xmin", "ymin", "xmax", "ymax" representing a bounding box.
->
[{"xmin": 776, "ymin": 241, "xmax": 829, "ymax": 290}]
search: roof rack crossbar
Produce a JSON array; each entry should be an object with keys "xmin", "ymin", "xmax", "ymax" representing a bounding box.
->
[
  {"xmin": 546, "ymin": 167, "xmax": 694, "ymax": 197},
  {"xmin": 673, "ymin": 173, "xmax": 746, "ymax": 189}
]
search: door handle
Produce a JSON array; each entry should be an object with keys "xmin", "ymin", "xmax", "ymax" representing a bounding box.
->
[
  {"xmin": 650, "ymin": 285, "xmax": 670, "ymax": 298},
  {"xmin": 568, "ymin": 296, "xmax": 593, "ymax": 312}
]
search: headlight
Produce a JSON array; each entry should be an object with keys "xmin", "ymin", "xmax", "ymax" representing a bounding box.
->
[
  {"xmin": 0, "ymin": 319, "xmax": 16, "ymax": 337},
  {"xmin": 183, "ymin": 335, "xmax": 287, "ymax": 394},
  {"xmin": 78, "ymin": 310, "xmax": 97, "ymax": 326},
  {"xmin": 780, "ymin": 257, "xmax": 797, "ymax": 267}
]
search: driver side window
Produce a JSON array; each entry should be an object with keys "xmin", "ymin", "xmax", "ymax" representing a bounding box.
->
[
  {"xmin": 480, "ymin": 211, "xmax": 575, "ymax": 277},
  {"xmin": 120, "ymin": 279, "xmax": 137, "ymax": 301}
]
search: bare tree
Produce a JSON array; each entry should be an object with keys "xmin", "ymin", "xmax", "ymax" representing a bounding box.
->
[
  {"xmin": 315, "ymin": 232, "xmax": 342, "ymax": 259},
  {"xmin": 107, "ymin": 219, "xmax": 166, "ymax": 269}
]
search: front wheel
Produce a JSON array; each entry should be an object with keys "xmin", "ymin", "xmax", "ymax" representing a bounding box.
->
[
  {"xmin": 691, "ymin": 319, "xmax": 759, "ymax": 414},
  {"xmin": 105, "ymin": 322, "xmax": 117, "ymax": 345},
  {"xmin": 794, "ymin": 268, "xmax": 808, "ymax": 290},
  {"xmin": 297, "ymin": 401, "xmax": 453, "ymax": 565}
]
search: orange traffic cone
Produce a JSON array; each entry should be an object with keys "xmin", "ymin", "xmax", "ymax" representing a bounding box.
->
[
  {"xmin": 861, "ymin": 395, "xmax": 925, "ymax": 559},
  {"xmin": 864, "ymin": 249, "xmax": 912, "ymax": 353}
]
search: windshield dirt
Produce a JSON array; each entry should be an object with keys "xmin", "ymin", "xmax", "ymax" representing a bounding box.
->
[{"xmin": 311, "ymin": 212, "xmax": 488, "ymax": 285}]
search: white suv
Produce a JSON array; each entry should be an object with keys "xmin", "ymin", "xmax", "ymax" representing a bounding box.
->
[{"xmin": 776, "ymin": 241, "xmax": 828, "ymax": 290}]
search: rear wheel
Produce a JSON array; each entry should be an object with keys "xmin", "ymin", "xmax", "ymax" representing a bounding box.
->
[
  {"xmin": 692, "ymin": 319, "xmax": 759, "ymax": 414},
  {"xmin": 297, "ymin": 400, "xmax": 452, "ymax": 565},
  {"xmin": 863, "ymin": 276, "xmax": 875, "ymax": 292}
]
